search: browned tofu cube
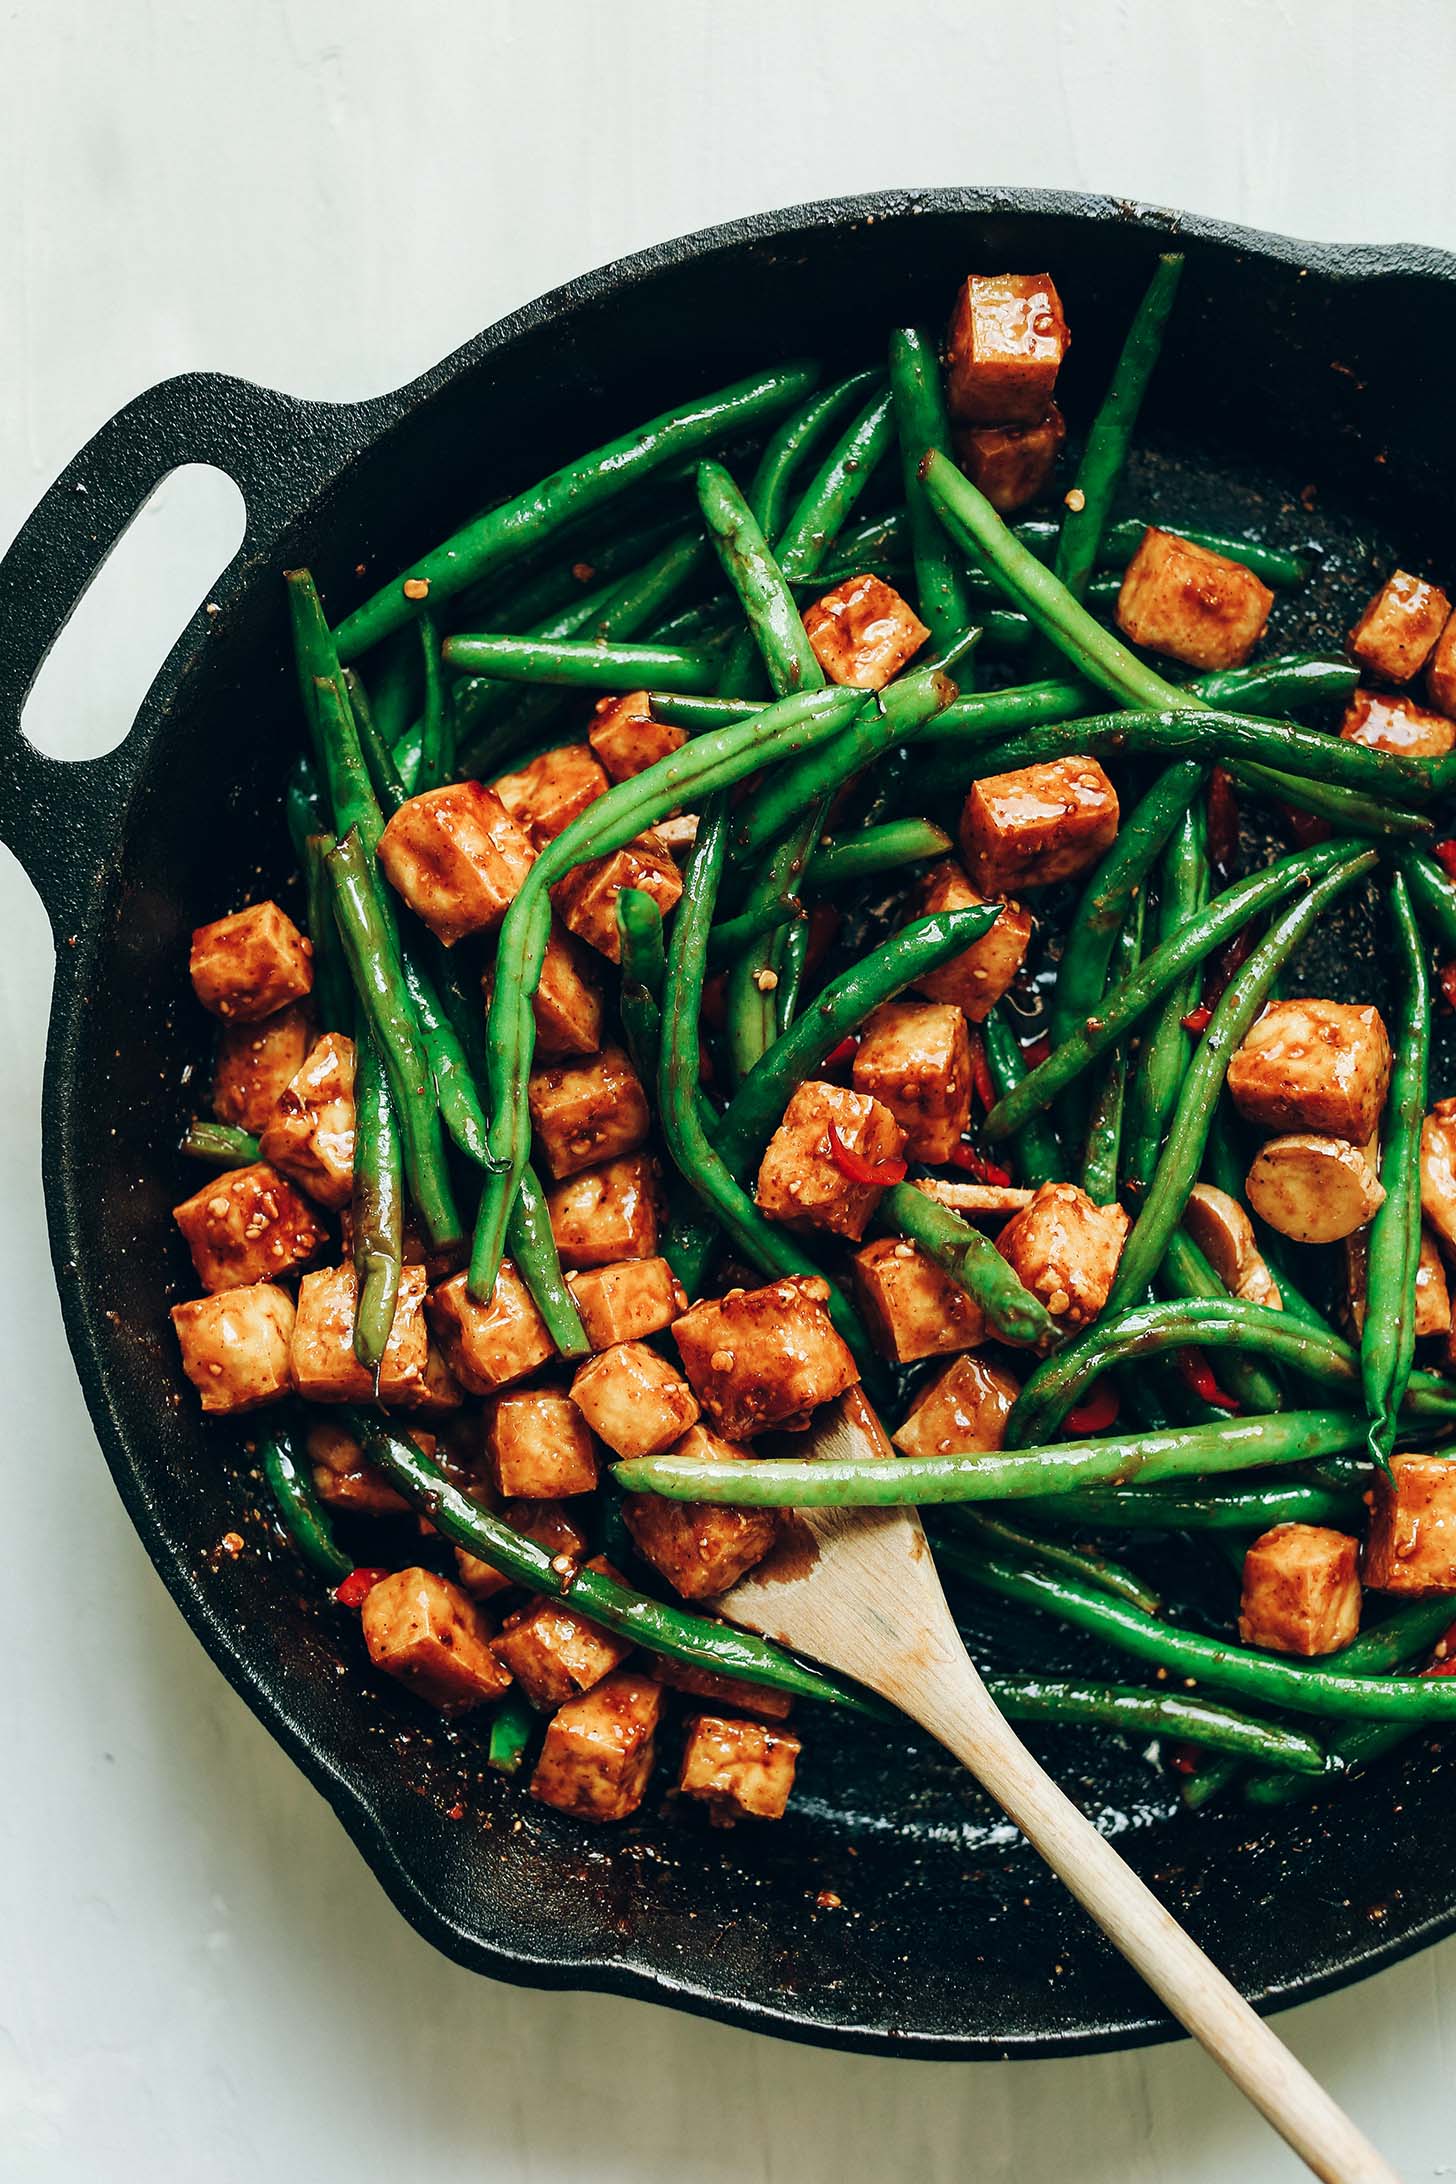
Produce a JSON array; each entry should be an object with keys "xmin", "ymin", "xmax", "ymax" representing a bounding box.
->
[
  {"xmin": 376, "ymin": 782, "xmax": 536, "ymax": 946},
  {"xmin": 530, "ymin": 1669, "xmax": 662, "ymax": 1820},
  {"xmin": 1238, "ymin": 1524, "xmax": 1362, "ymax": 1656},
  {"xmin": 361, "ymin": 1567, "xmax": 512, "ymax": 1712},
  {"xmin": 552, "ymin": 831, "xmax": 682, "ymax": 962},
  {"xmin": 570, "ymin": 1340, "xmax": 699, "ymax": 1458},
  {"xmin": 171, "ymin": 1283, "xmax": 295, "ymax": 1413},
  {"xmin": 850, "ymin": 1236, "xmax": 985, "ymax": 1363},
  {"xmin": 173, "ymin": 1161, "xmax": 327, "ymax": 1292},
  {"xmin": 672, "ymin": 1276, "xmax": 859, "ymax": 1438},
  {"xmin": 528, "ymin": 1044, "xmax": 651, "ymax": 1180},
  {"xmin": 754, "ymin": 1080, "xmax": 906, "ymax": 1242},
  {"xmin": 852, "ymin": 1000, "xmax": 972, "ymax": 1163},
  {"xmin": 1115, "ymin": 527, "xmax": 1274, "ymax": 672},
  {"xmin": 996, "ymin": 1182, "xmax": 1129, "ymax": 1332},
  {"xmin": 485, "ymin": 1388, "xmax": 601, "ymax": 1498},
  {"xmin": 650, "ymin": 1654, "xmax": 794, "ymax": 1720},
  {"xmin": 393, "ymin": 1340, "xmax": 466, "ymax": 1416},
  {"xmin": 211, "ymin": 1001, "xmax": 312, "ymax": 1133},
  {"xmin": 1364, "ymin": 1454, "xmax": 1456, "ymax": 1595},
  {"xmin": 1422, "ymin": 1100, "xmax": 1456, "ymax": 1256},
  {"xmin": 1348, "ymin": 570, "xmax": 1451, "ymax": 684},
  {"xmin": 960, "ymin": 758, "xmax": 1119, "ymax": 895},
  {"xmin": 946, "ymin": 272, "xmax": 1070, "ymax": 425},
  {"xmin": 492, "ymin": 742, "xmax": 608, "ymax": 843},
  {"xmin": 426, "ymin": 1262, "xmax": 556, "ymax": 1394},
  {"xmin": 455, "ymin": 1495, "xmax": 590, "ymax": 1600},
  {"xmin": 588, "ymin": 690, "xmax": 686, "ymax": 782},
  {"xmin": 493, "ymin": 1559, "xmax": 634, "ymax": 1707},
  {"xmin": 1425, "ymin": 611, "xmax": 1456, "ymax": 716},
  {"xmin": 953, "ymin": 404, "xmax": 1066, "ymax": 514},
  {"xmin": 1226, "ymin": 999, "xmax": 1392, "ymax": 1143},
  {"xmin": 306, "ymin": 1418, "xmax": 422, "ymax": 1515},
  {"xmin": 908, "ymin": 860, "xmax": 1032, "ymax": 1021},
  {"xmin": 291, "ymin": 1262, "xmax": 429, "ymax": 1403},
  {"xmin": 803, "ymin": 574, "xmax": 930, "ymax": 691},
  {"xmin": 502, "ymin": 919, "xmax": 604, "ymax": 1059},
  {"xmin": 257, "ymin": 1031, "xmax": 357, "ymax": 1210},
  {"xmin": 1339, "ymin": 687, "xmax": 1456, "ymax": 758},
  {"xmin": 622, "ymin": 1424, "xmax": 776, "ymax": 1597},
  {"xmin": 546, "ymin": 1154, "xmax": 660, "ymax": 1268},
  {"xmin": 891, "ymin": 1352, "xmax": 1020, "ymax": 1458},
  {"xmin": 566, "ymin": 1257, "xmax": 687, "ymax": 1350},
  {"xmin": 189, "ymin": 901, "xmax": 314, "ymax": 1021},
  {"xmin": 678, "ymin": 1713, "xmax": 801, "ymax": 1821},
  {"xmin": 1416, "ymin": 1227, "xmax": 1452, "ymax": 1338}
]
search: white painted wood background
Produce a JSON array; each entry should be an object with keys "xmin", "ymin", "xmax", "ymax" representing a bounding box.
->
[{"xmin": 4, "ymin": 3, "xmax": 1456, "ymax": 2176}]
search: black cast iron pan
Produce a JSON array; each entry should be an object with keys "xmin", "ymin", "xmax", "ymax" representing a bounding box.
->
[{"xmin": 4, "ymin": 187, "xmax": 1456, "ymax": 2060}]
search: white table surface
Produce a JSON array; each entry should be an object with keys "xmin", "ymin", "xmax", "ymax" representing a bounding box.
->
[{"xmin": 6, "ymin": 5, "xmax": 1456, "ymax": 2176}]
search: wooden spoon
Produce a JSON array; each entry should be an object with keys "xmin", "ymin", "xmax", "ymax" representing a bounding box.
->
[{"xmin": 715, "ymin": 1388, "xmax": 1400, "ymax": 2184}]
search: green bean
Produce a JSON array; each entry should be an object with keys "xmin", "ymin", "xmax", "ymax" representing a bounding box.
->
[
  {"xmin": 392, "ymin": 720, "xmax": 423, "ymax": 795},
  {"xmin": 775, "ymin": 387, "xmax": 897, "ymax": 582},
  {"xmin": 367, "ymin": 626, "xmax": 423, "ymax": 750},
  {"xmin": 1013, "ymin": 1477, "xmax": 1365, "ymax": 1533},
  {"xmin": 300, "ymin": 832, "xmax": 352, "ymax": 1032},
  {"xmin": 1158, "ymin": 1231, "xmax": 1285, "ymax": 1415},
  {"xmin": 460, "ymin": 510, "xmax": 686, "ymax": 636},
  {"xmin": 1190, "ymin": 652, "xmax": 1355, "ymax": 713},
  {"xmin": 1080, "ymin": 891, "xmax": 1144, "ymax": 1205},
  {"xmin": 502, "ymin": 1162, "xmax": 591, "ymax": 1358},
  {"xmin": 310, "ymin": 668, "xmax": 384, "ymax": 849},
  {"xmin": 749, "ymin": 370, "xmax": 885, "ymax": 539},
  {"xmin": 865, "ymin": 506, "xmax": 1312, "ymax": 590},
  {"xmin": 284, "ymin": 755, "xmax": 325, "ymax": 866},
  {"xmin": 413, "ymin": 612, "xmax": 451, "ymax": 791},
  {"xmin": 1364, "ymin": 871, "xmax": 1431, "ymax": 1467},
  {"xmin": 260, "ymin": 1427, "xmax": 352, "ymax": 1585},
  {"xmin": 283, "ymin": 566, "xmax": 342, "ymax": 771},
  {"xmin": 888, "ymin": 326, "xmax": 973, "ymax": 652},
  {"xmin": 1229, "ymin": 759, "xmax": 1432, "ymax": 842},
  {"xmin": 805, "ymin": 820, "xmax": 954, "ymax": 892},
  {"xmin": 706, "ymin": 888, "xmax": 800, "ymax": 969},
  {"xmin": 937, "ymin": 1509, "xmax": 1162, "ymax": 1613},
  {"xmin": 1399, "ymin": 846, "xmax": 1456, "ymax": 953},
  {"xmin": 697, "ymin": 459, "xmax": 824, "ymax": 695},
  {"xmin": 616, "ymin": 887, "xmax": 668, "ymax": 1082},
  {"xmin": 442, "ymin": 629, "xmax": 723, "ymax": 695},
  {"xmin": 179, "ymin": 1120, "xmax": 261, "ymax": 1168},
  {"xmin": 488, "ymin": 1688, "xmax": 537, "ymax": 1776},
  {"xmin": 351, "ymin": 1024, "xmax": 403, "ymax": 1372},
  {"xmin": 1182, "ymin": 1755, "xmax": 1244, "ymax": 1810},
  {"xmin": 1243, "ymin": 1609, "xmax": 1452, "ymax": 1804},
  {"xmin": 393, "ymin": 946, "xmax": 492, "ymax": 1171},
  {"xmin": 343, "ymin": 667, "xmax": 407, "ymax": 816},
  {"xmin": 876, "ymin": 1182, "xmax": 1059, "ymax": 1349},
  {"xmin": 981, "ymin": 1010, "xmax": 1063, "ymax": 1188},
  {"xmin": 1245, "ymin": 1722, "xmax": 1415, "ymax": 1806},
  {"xmin": 982, "ymin": 1674, "xmax": 1326, "ymax": 1771},
  {"xmin": 450, "ymin": 572, "xmax": 629, "ymax": 768},
  {"xmin": 1122, "ymin": 804, "xmax": 1208, "ymax": 1200}
]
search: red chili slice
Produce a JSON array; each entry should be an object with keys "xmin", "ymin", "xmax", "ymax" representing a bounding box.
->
[
  {"xmin": 334, "ymin": 1566, "xmax": 392, "ymax": 1608},
  {"xmin": 1065, "ymin": 1379, "xmax": 1120, "ymax": 1434},
  {"xmin": 1177, "ymin": 1350, "xmax": 1241, "ymax": 1413},
  {"xmin": 948, "ymin": 1143, "xmax": 1014, "ymax": 1187},
  {"xmin": 826, "ymin": 1124, "xmax": 907, "ymax": 1187},
  {"xmin": 1440, "ymin": 962, "xmax": 1456, "ymax": 1013},
  {"xmin": 1420, "ymin": 1622, "xmax": 1456, "ymax": 1675},
  {"xmin": 1180, "ymin": 1003, "xmax": 1213, "ymax": 1034},
  {"xmin": 1208, "ymin": 766, "xmax": 1240, "ymax": 878},
  {"xmin": 967, "ymin": 1029, "xmax": 996, "ymax": 1110},
  {"xmin": 1434, "ymin": 840, "xmax": 1456, "ymax": 883},
  {"xmin": 822, "ymin": 1034, "xmax": 860, "ymax": 1070},
  {"xmin": 1283, "ymin": 806, "xmax": 1332, "ymax": 849},
  {"xmin": 1022, "ymin": 1033, "xmax": 1051, "ymax": 1068}
]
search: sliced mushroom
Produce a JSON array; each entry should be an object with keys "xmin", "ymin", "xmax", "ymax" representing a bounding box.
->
[
  {"xmin": 915, "ymin": 1178, "xmax": 1034, "ymax": 1217},
  {"xmin": 1245, "ymin": 1134, "xmax": 1385, "ymax": 1245},
  {"xmin": 1183, "ymin": 1183, "xmax": 1283, "ymax": 1310}
]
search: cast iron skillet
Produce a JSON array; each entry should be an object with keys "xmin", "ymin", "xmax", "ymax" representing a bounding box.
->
[{"xmin": 4, "ymin": 187, "xmax": 1456, "ymax": 2061}]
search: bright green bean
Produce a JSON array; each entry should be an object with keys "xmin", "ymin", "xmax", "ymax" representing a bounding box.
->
[
  {"xmin": 888, "ymin": 326, "xmax": 973, "ymax": 652},
  {"xmin": 1363, "ymin": 871, "xmax": 1430, "ymax": 1465},
  {"xmin": 179, "ymin": 1121, "xmax": 261, "ymax": 1169},
  {"xmin": 261, "ymin": 1428, "xmax": 352, "ymax": 1585}
]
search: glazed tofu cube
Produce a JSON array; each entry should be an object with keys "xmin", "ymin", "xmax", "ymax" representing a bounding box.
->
[
  {"xmin": 492, "ymin": 742, "xmax": 608, "ymax": 843},
  {"xmin": 258, "ymin": 1031, "xmax": 357, "ymax": 1210},
  {"xmin": 493, "ymin": 1559, "xmax": 634, "ymax": 1707},
  {"xmin": 485, "ymin": 1388, "xmax": 601, "ymax": 1498},
  {"xmin": 672, "ymin": 1276, "xmax": 859, "ymax": 1438},
  {"xmin": 959, "ymin": 758, "xmax": 1119, "ymax": 894},
  {"xmin": 530, "ymin": 1669, "xmax": 662, "ymax": 1820},
  {"xmin": 1416, "ymin": 1228, "xmax": 1452, "ymax": 1337},
  {"xmin": 755, "ymin": 1081, "xmax": 906, "ymax": 1242},
  {"xmin": 455, "ymin": 1495, "xmax": 589, "ymax": 1601},
  {"xmin": 1246, "ymin": 1133, "xmax": 1385, "ymax": 1245},
  {"xmin": 1348, "ymin": 570, "xmax": 1451, "ymax": 684},
  {"xmin": 189, "ymin": 901, "xmax": 313, "ymax": 1021},
  {"xmin": 803, "ymin": 574, "xmax": 930, "ymax": 690},
  {"xmin": 1339, "ymin": 687, "xmax": 1456, "ymax": 758},
  {"xmin": 996, "ymin": 1182, "xmax": 1130, "ymax": 1331},
  {"xmin": 1226, "ymin": 1000, "xmax": 1392, "ymax": 1143},
  {"xmin": 678, "ymin": 1714, "xmax": 801, "ymax": 1821},
  {"xmin": 850, "ymin": 1236, "xmax": 985, "ymax": 1363},
  {"xmin": 946, "ymin": 272, "xmax": 1070, "ymax": 425},
  {"xmin": 376, "ymin": 782, "xmax": 536, "ymax": 946},
  {"xmin": 171, "ymin": 1283, "xmax": 295, "ymax": 1413},
  {"xmin": 566, "ymin": 1257, "xmax": 687, "ymax": 1349},
  {"xmin": 1422, "ymin": 1100, "xmax": 1456, "ymax": 1256},
  {"xmin": 650, "ymin": 1655, "xmax": 794, "ymax": 1721},
  {"xmin": 173, "ymin": 1161, "xmax": 328, "ymax": 1292},
  {"xmin": 1364, "ymin": 1454, "xmax": 1456, "ymax": 1594},
  {"xmin": 588, "ymin": 690, "xmax": 686, "ymax": 782},
  {"xmin": 506, "ymin": 920, "xmax": 604, "ymax": 1059},
  {"xmin": 361, "ymin": 1567, "xmax": 511, "ymax": 1712},
  {"xmin": 306, "ymin": 1418, "xmax": 421, "ymax": 1515},
  {"xmin": 569, "ymin": 1340, "xmax": 699, "ymax": 1458},
  {"xmin": 426, "ymin": 1262, "xmax": 556, "ymax": 1395},
  {"xmin": 908, "ymin": 860, "xmax": 1032, "ymax": 1021},
  {"xmin": 291, "ymin": 1263, "xmax": 429, "ymax": 1402},
  {"xmin": 1425, "ymin": 612, "xmax": 1456, "ymax": 716},
  {"xmin": 892, "ymin": 1352, "xmax": 1020, "ymax": 1458},
  {"xmin": 528, "ymin": 1045, "xmax": 651, "ymax": 1179},
  {"xmin": 622, "ymin": 1424, "xmax": 776, "ymax": 1598},
  {"xmin": 952, "ymin": 404, "xmax": 1066, "ymax": 514},
  {"xmin": 552, "ymin": 831, "xmax": 682, "ymax": 962},
  {"xmin": 394, "ymin": 1340, "xmax": 466, "ymax": 1416},
  {"xmin": 852, "ymin": 1000, "xmax": 972, "ymax": 1163},
  {"xmin": 546, "ymin": 1154, "xmax": 660, "ymax": 1268},
  {"xmin": 1115, "ymin": 528, "xmax": 1274, "ymax": 672},
  {"xmin": 1238, "ymin": 1525, "xmax": 1362, "ymax": 1655},
  {"xmin": 211, "ymin": 1001, "xmax": 312, "ymax": 1133}
]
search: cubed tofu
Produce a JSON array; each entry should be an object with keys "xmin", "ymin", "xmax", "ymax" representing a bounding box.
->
[
  {"xmin": 426, "ymin": 1262, "xmax": 556, "ymax": 1395},
  {"xmin": 291, "ymin": 1262, "xmax": 429, "ymax": 1403},
  {"xmin": 376, "ymin": 782, "xmax": 536, "ymax": 946},
  {"xmin": 492, "ymin": 742, "xmax": 608, "ymax": 843},
  {"xmin": 588, "ymin": 690, "xmax": 686, "ymax": 782},
  {"xmin": 754, "ymin": 1080, "xmax": 906, "ymax": 1242},
  {"xmin": 173, "ymin": 1161, "xmax": 328, "ymax": 1292},
  {"xmin": 622, "ymin": 1425, "xmax": 776, "ymax": 1597},
  {"xmin": 1425, "ymin": 611, "xmax": 1456, "ymax": 716},
  {"xmin": 257, "ymin": 1031, "xmax": 357, "ymax": 1209},
  {"xmin": 493, "ymin": 1559, "xmax": 634, "ymax": 1708},
  {"xmin": 1245, "ymin": 1133, "xmax": 1385, "ymax": 1245},
  {"xmin": 892, "ymin": 1352, "xmax": 1021, "ymax": 1458},
  {"xmin": 552, "ymin": 831, "xmax": 683, "ymax": 962},
  {"xmin": 306, "ymin": 1418, "xmax": 419, "ymax": 1515},
  {"xmin": 504, "ymin": 919, "xmax": 604, "ymax": 1059},
  {"xmin": 803, "ymin": 574, "xmax": 930, "ymax": 690},
  {"xmin": 171, "ymin": 1283, "xmax": 295, "ymax": 1413},
  {"xmin": 566, "ymin": 1257, "xmax": 687, "ymax": 1349},
  {"xmin": 650, "ymin": 1654, "xmax": 794, "ymax": 1721},
  {"xmin": 996, "ymin": 1182, "xmax": 1129, "ymax": 1331},
  {"xmin": 946, "ymin": 272, "xmax": 1070, "ymax": 425},
  {"xmin": 959, "ymin": 758, "xmax": 1119, "ymax": 894},
  {"xmin": 455, "ymin": 1495, "xmax": 589, "ymax": 1601},
  {"xmin": 211, "ymin": 1001, "xmax": 313, "ymax": 1133},
  {"xmin": 189, "ymin": 901, "xmax": 314, "ymax": 1021},
  {"xmin": 672, "ymin": 1276, "xmax": 859, "ymax": 1438},
  {"xmin": 678, "ymin": 1713, "xmax": 801, "ymax": 1822},
  {"xmin": 1115, "ymin": 527, "xmax": 1275, "ymax": 672},
  {"xmin": 1422, "ymin": 1099, "xmax": 1456, "ymax": 1256},
  {"xmin": 394, "ymin": 1340, "xmax": 466, "ymax": 1416},
  {"xmin": 546, "ymin": 1154, "xmax": 660, "ymax": 1269},
  {"xmin": 569, "ymin": 1340, "xmax": 699, "ymax": 1458},
  {"xmin": 361, "ymin": 1567, "xmax": 512, "ymax": 1712},
  {"xmin": 1364, "ymin": 1454, "xmax": 1456, "ymax": 1595},
  {"xmin": 1238, "ymin": 1525, "xmax": 1363, "ymax": 1656},
  {"xmin": 1339, "ymin": 687, "xmax": 1456, "ymax": 758},
  {"xmin": 529, "ymin": 1669, "xmax": 663, "ymax": 1821},
  {"xmin": 527, "ymin": 1045, "xmax": 651, "ymax": 1179},
  {"xmin": 952, "ymin": 404, "xmax": 1066, "ymax": 514},
  {"xmin": 1348, "ymin": 570, "xmax": 1451, "ymax": 684},
  {"xmin": 1226, "ymin": 1000, "xmax": 1392, "ymax": 1143},
  {"xmin": 850, "ymin": 1236, "xmax": 985, "ymax": 1363},
  {"xmin": 852, "ymin": 1000, "xmax": 972, "ymax": 1163},
  {"xmin": 908, "ymin": 860, "xmax": 1032, "ymax": 1021},
  {"xmin": 485, "ymin": 1388, "xmax": 601, "ymax": 1498}
]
